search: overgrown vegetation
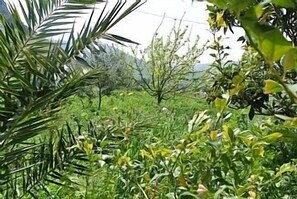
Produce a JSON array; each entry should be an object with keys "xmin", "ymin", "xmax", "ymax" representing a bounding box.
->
[{"xmin": 1, "ymin": 0, "xmax": 297, "ymax": 198}]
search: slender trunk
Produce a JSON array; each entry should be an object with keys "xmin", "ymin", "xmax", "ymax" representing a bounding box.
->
[
  {"xmin": 98, "ymin": 86, "xmax": 102, "ymax": 111},
  {"xmin": 157, "ymin": 92, "xmax": 162, "ymax": 105}
]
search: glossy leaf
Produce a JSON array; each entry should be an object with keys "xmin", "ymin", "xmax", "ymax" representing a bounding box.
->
[
  {"xmin": 259, "ymin": 30, "xmax": 292, "ymax": 62},
  {"xmin": 283, "ymin": 48, "xmax": 297, "ymax": 71},
  {"xmin": 263, "ymin": 79, "xmax": 284, "ymax": 94},
  {"xmin": 241, "ymin": 7, "xmax": 292, "ymax": 62}
]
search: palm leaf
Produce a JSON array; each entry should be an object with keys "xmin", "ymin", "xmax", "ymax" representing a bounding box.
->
[{"xmin": 0, "ymin": 0, "xmax": 144, "ymax": 197}]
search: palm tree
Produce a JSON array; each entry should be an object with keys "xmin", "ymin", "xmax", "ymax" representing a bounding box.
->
[{"xmin": 0, "ymin": 0, "xmax": 143, "ymax": 197}]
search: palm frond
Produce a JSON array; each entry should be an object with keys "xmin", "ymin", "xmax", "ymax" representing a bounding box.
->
[{"xmin": 0, "ymin": 0, "xmax": 145, "ymax": 197}]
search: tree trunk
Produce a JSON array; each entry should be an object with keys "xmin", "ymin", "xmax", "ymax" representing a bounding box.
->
[
  {"xmin": 157, "ymin": 92, "xmax": 162, "ymax": 105},
  {"xmin": 98, "ymin": 86, "xmax": 102, "ymax": 111}
]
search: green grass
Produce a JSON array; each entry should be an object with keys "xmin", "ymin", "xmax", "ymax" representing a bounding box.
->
[
  {"xmin": 43, "ymin": 90, "xmax": 210, "ymax": 198},
  {"xmin": 62, "ymin": 90, "xmax": 208, "ymax": 135},
  {"xmin": 34, "ymin": 89, "xmax": 297, "ymax": 198}
]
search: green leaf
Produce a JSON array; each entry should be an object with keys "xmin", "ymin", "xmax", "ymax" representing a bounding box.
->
[
  {"xmin": 210, "ymin": 0, "xmax": 255, "ymax": 14},
  {"xmin": 229, "ymin": 85, "xmax": 242, "ymax": 96},
  {"xmin": 276, "ymin": 163, "xmax": 295, "ymax": 177},
  {"xmin": 241, "ymin": 4, "xmax": 263, "ymax": 22},
  {"xmin": 271, "ymin": 0, "xmax": 295, "ymax": 8},
  {"xmin": 264, "ymin": 132, "xmax": 283, "ymax": 142},
  {"xmin": 216, "ymin": 12, "xmax": 226, "ymax": 27},
  {"xmin": 254, "ymin": 4, "xmax": 264, "ymax": 19},
  {"xmin": 108, "ymin": 34, "xmax": 139, "ymax": 45},
  {"xmin": 229, "ymin": 0, "xmax": 256, "ymax": 15},
  {"xmin": 239, "ymin": 135, "xmax": 253, "ymax": 146},
  {"xmin": 259, "ymin": 29, "xmax": 292, "ymax": 62},
  {"xmin": 241, "ymin": 9, "xmax": 292, "ymax": 62},
  {"xmin": 223, "ymin": 125, "xmax": 234, "ymax": 142},
  {"xmin": 263, "ymin": 79, "xmax": 284, "ymax": 94},
  {"xmin": 210, "ymin": 131, "xmax": 218, "ymax": 141},
  {"xmin": 283, "ymin": 48, "xmax": 297, "ymax": 71},
  {"xmin": 232, "ymin": 73, "xmax": 244, "ymax": 84},
  {"xmin": 214, "ymin": 97, "xmax": 227, "ymax": 112}
]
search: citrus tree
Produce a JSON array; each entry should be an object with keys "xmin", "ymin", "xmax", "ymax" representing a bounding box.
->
[
  {"xmin": 205, "ymin": 0, "xmax": 297, "ymax": 118},
  {"xmin": 131, "ymin": 25, "xmax": 204, "ymax": 104},
  {"xmin": 0, "ymin": 0, "xmax": 143, "ymax": 197}
]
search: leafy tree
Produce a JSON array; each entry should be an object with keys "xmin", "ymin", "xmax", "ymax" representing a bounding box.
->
[
  {"xmin": 75, "ymin": 44, "xmax": 136, "ymax": 110},
  {"xmin": 0, "ymin": 0, "xmax": 143, "ymax": 197},
  {"xmin": 203, "ymin": 33, "xmax": 270, "ymax": 119},
  {"xmin": 191, "ymin": 1, "xmax": 297, "ymax": 197},
  {"xmin": 204, "ymin": 0, "xmax": 297, "ymax": 118},
  {"xmin": 207, "ymin": 0, "xmax": 297, "ymax": 45},
  {"xmin": 131, "ymin": 25, "xmax": 204, "ymax": 104},
  {"xmin": 92, "ymin": 45, "xmax": 135, "ymax": 90}
]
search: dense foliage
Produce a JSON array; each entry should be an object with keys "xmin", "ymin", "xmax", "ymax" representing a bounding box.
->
[
  {"xmin": 1, "ymin": 0, "xmax": 297, "ymax": 198},
  {"xmin": 205, "ymin": 0, "xmax": 297, "ymax": 118},
  {"xmin": 33, "ymin": 89, "xmax": 297, "ymax": 198}
]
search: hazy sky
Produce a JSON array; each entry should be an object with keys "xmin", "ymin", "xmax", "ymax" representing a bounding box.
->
[
  {"xmin": 107, "ymin": 0, "xmax": 245, "ymax": 63},
  {"xmin": 6, "ymin": 0, "xmax": 245, "ymax": 63}
]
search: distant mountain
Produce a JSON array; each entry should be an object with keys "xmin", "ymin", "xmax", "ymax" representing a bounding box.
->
[
  {"xmin": 194, "ymin": 63, "xmax": 210, "ymax": 72},
  {"xmin": 69, "ymin": 41, "xmax": 211, "ymax": 80},
  {"xmin": 191, "ymin": 63, "xmax": 210, "ymax": 78},
  {"xmin": 0, "ymin": 0, "xmax": 12, "ymax": 21}
]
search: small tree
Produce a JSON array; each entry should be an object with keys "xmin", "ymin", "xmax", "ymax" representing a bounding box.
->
[
  {"xmin": 80, "ymin": 44, "xmax": 135, "ymax": 110},
  {"xmin": 131, "ymin": 24, "xmax": 204, "ymax": 104}
]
